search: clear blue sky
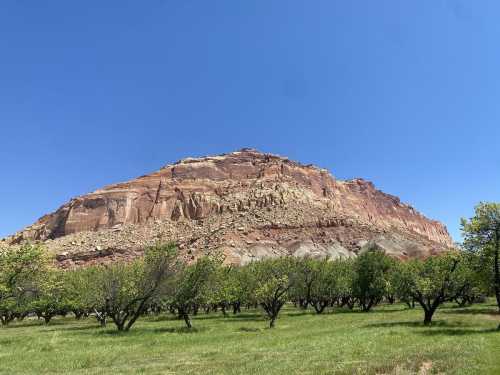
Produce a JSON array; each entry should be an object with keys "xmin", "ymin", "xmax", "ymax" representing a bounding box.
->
[{"xmin": 1, "ymin": 1, "xmax": 499, "ymax": 242}]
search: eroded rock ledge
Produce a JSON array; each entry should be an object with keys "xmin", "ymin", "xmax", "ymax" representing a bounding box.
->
[{"xmin": 4, "ymin": 149, "xmax": 452, "ymax": 266}]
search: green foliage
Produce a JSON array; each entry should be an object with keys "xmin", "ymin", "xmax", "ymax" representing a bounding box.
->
[
  {"xmin": 209, "ymin": 265, "xmax": 250, "ymax": 315},
  {"xmin": 250, "ymin": 257, "xmax": 295, "ymax": 328},
  {"xmin": 1, "ymin": 232, "xmax": 495, "ymax": 333},
  {"xmin": 290, "ymin": 257, "xmax": 355, "ymax": 314},
  {"xmin": 96, "ymin": 242, "xmax": 179, "ymax": 331},
  {"xmin": 452, "ymin": 251, "xmax": 486, "ymax": 307},
  {"xmin": 169, "ymin": 255, "xmax": 220, "ymax": 328},
  {"xmin": 461, "ymin": 202, "xmax": 500, "ymax": 312},
  {"xmin": 290, "ymin": 257, "xmax": 318, "ymax": 309},
  {"xmin": 353, "ymin": 249, "xmax": 394, "ymax": 311},
  {"xmin": 31, "ymin": 268, "xmax": 72, "ymax": 324},
  {"xmin": 63, "ymin": 266, "xmax": 99, "ymax": 319},
  {"xmin": 0, "ymin": 243, "xmax": 47, "ymax": 325},
  {"xmin": 306, "ymin": 259, "xmax": 337, "ymax": 314},
  {"xmin": 395, "ymin": 251, "xmax": 465, "ymax": 324}
]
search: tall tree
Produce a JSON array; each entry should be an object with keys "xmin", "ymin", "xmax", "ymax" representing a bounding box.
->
[
  {"xmin": 396, "ymin": 252, "xmax": 463, "ymax": 325},
  {"xmin": 251, "ymin": 257, "xmax": 295, "ymax": 328},
  {"xmin": 461, "ymin": 202, "xmax": 500, "ymax": 312},
  {"xmin": 291, "ymin": 258, "xmax": 317, "ymax": 309},
  {"xmin": 0, "ymin": 243, "xmax": 47, "ymax": 325},
  {"xmin": 169, "ymin": 256, "xmax": 220, "ymax": 329},
  {"xmin": 99, "ymin": 242, "xmax": 179, "ymax": 331},
  {"xmin": 307, "ymin": 259, "xmax": 338, "ymax": 314},
  {"xmin": 31, "ymin": 268, "xmax": 71, "ymax": 324},
  {"xmin": 353, "ymin": 249, "xmax": 393, "ymax": 312}
]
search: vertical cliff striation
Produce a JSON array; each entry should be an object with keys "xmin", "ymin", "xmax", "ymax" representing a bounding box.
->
[{"xmin": 4, "ymin": 149, "xmax": 452, "ymax": 266}]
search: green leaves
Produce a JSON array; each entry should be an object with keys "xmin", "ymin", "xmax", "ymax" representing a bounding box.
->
[
  {"xmin": 0, "ymin": 243, "xmax": 48, "ymax": 324},
  {"xmin": 353, "ymin": 249, "xmax": 394, "ymax": 311},
  {"xmin": 461, "ymin": 202, "xmax": 500, "ymax": 311},
  {"xmin": 462, "ymin": 202, "xmax": 500, "ymax": 250}
]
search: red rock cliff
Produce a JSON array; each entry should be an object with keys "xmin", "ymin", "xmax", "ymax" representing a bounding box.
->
[{"xmin": 5, "ymin": 149, "xmax": 452, "ymax": 265}]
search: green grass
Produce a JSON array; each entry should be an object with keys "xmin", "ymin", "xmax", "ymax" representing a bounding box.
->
[{"xmin": 0, "ymin": 303, "xmax": 499, "ymax": 375}]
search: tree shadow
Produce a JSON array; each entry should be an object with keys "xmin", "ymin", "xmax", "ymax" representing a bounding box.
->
[
  {"xmin": 369, "ymin": 306, "xmax": 408, "ymax": 313},
  {"xmin": 0, "ymin": 321, "xmax": 43, "ymax": 329},
  {"xmin": 94, "ymin": 329, "xmax": 132, "ymax": 336},
  {"xmin": 284, "ymin": 311, "xmax": 313, "ymax": 318},
  {"xmin": 364, "ymin": 320, "xmax": 471, "ymax": 329},
  {"xmin": 56, "ymin": 324, "xmax": 100, "ymax": 332},
  {"xmin": 417, "ymin": 327, "xmax": 499, "ymax": 336},
  {"xmin": 144, "ymin": 315, "xmax": 180, "ymax": 323},
  {"xmin": 237, "ymin": 327, "xmax": 262, "ymax": 333},
  {"xmin": 327, "ymin": 307, "xmax": 405, "ymax": 315},
  {"xmin": 365, "ymin": 319, "xmax": 499, "ymax": 336},
  {"xmin": 442, "ymin": 307, "xmax": 499, "ymax": 316},
  {"xmin": 152, "ymin": 326, "xmax": 204, "ymax": 334},
  {"xmin": 0, "ymin": 337, "xmax": 16, "ymax": 345},
  {"xmin": 222, "ymin": 313, "xmax": 265, "ymax": 322}
]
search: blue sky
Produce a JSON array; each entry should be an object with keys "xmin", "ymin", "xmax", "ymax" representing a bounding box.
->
[{"xmin": 1, "ymin": 1, "xmax": 499, "ymax": 241}]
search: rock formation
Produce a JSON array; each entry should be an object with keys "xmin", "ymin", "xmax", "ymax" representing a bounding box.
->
[{"xmin": 4, "ymin": 149, "xmax": 452, "ymax": 266}]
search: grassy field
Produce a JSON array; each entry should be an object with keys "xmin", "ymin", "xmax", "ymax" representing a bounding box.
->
[{"xmin": 0, "ymin": 303, "xmax": 499, "ymax": 375}]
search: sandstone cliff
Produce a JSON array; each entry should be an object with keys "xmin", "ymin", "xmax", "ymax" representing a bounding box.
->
[{"xmin": 4, "ymin": 149, "xmax": 452, "ymax": 266}]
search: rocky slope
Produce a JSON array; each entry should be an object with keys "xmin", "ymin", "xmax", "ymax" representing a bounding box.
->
[{"xmin": 4, "ymin": 149, "xmax": 452, "ymax": 266}]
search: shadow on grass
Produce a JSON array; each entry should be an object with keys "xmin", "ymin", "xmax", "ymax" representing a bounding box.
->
[
  {"xmin": 1, "ymin": 321, "xmax": 43, "ymax": 329},
  {"xmin": 237, "ymin": 327, "xmax": 262, "ymax": 333},
  {"xmin": 304, "ymin": 306, "xmax": 406, "ymax": 315},
  {"xmin": 368, "ymin": 306, "xmax": 408, "ymax": 313},
  {"xmin": 143, "ymin": 312, "xmax": 265, "ymax": 323},
  {"xmin": 3, "ymin": 318, "xmax": 80, "ymax": 330},
  {"xmin": 151, "ymin": 326, "xmax": 205, "ymax": 334},
  {"xmin": 364, "ymin": 320, "xmax": 472, "ymax": 329},
  {"xmin": 283, "ymin": 311, "xmax": 313, "ymax": 318},
  {"xmin": 144, "ymin": 315, "xmax": 180, "ymax": 323},
  {"xmin": 441, "ymin": 308, "xmax": 499, "ymax": 316},
  {"xmin": 417, "ymin": 327, "xmax": 499, "ymax": 336},
  {"xmin": 365, "ymin": 319, "xmax": 500, "ymax": 336},
  {"xmin": 56, "ymin": 324, "xmax": 100, "ymax": 332},
  {"xmin": 218, "ymin": 313, "xmax": 265, "ymax": 322}
]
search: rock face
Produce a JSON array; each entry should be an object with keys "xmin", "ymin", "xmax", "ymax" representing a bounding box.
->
[{"xmin": 5, "ymin": 149, "xmax": 452, "ymax": 266}]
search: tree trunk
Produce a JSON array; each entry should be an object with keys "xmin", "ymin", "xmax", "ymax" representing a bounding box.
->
[
  {"xmin": 423, "ymin": 308, "xmax": 435, "ymax": 325},
  {"xmin": 299, "ymin": 298, "xmax": 308, "ymax": 309},
  {"xmin": 313, "ymin": 301, "xmax": 327, "ymax": 314},
  {"xmin": 494, "ymin": 228, "xmax": 500, "ymax": 312},
  {"xmin": 361, "ymin": 298, "xmax": 374, "ymax": 312},
  {"xmin": 183, "ymin": 313, "xmax": 192, "ymax": 329},
  {"xmin": 233, "ymin": 302, "xmax": 241, "ymax": 314}
]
